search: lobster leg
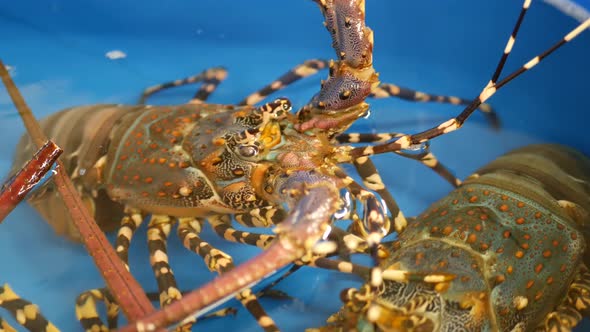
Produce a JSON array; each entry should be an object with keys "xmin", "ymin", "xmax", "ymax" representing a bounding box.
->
[
  {"xmin": 209, "ymin": 215, "xmax": 275, "ymax": 249},
  {"xmin": 0, "ymin": 317, "xmax": 16, "ymax": 332},
  {"xmin": 210, "ymin": 216, "xmax": 371, "ymax": 276},
  {"xmin": 369, "ymin": 83, "xmax": 499, "ymax": 129},
  {"xmin": 76, "ymin": 288, "xmax": 119, "ymax": 331},
  {"xmin": 233, "ymin": 207, "xmax": 286, "ymax": 228},
  {"xmin": 337, "ymin": 133, "xmax": 461, "ymax": 187},
  {"xmin": 138, "ymin": 67, "xmax": 228, "ymax": 105},
  {"xmin": 544, "ymin": 264, "xmax": 590, "ymax": 331},
  {"xmin": 238, "ymin": 59, "xmax": 329, "ymax": 106},
  {"xmin": 177, "ymin": 217, "xmax": 279, "ymax": 332},
  {"xmin": 236, "ymin": 59, "xmax": 498, "ymax": 127},
  {"xmin": 146, "ymin": 215, "xmax": 195, "ymax": 331},
  {"xmin": 0, "ymin": 284, "xmax": 59, "ymax": 332},
  {"xmin": 76, "ymin": 208, "xmax": 145, "ymax": 331}
]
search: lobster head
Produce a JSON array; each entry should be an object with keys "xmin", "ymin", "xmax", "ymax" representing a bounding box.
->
[{"xmin": 295, "ymin": 0, "xmax": 379, "ymax": 137}]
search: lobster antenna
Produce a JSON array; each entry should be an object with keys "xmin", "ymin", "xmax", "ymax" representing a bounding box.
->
[
  {"xmin": 456, "ymin": 16, "xmax": 590, "ymax": 126},
  {"xmin": 491, "ymin": 17, "xmax": 590, "ymax": 93},
  {"xmin": 350, "ymin": 12, "xmax": 590, "ymax": 158},
  {"xmin": 459, "ymin": 0, "xmax": 590, "ymax": 133},
  {"xmin": 489, "ymin": 0, "xmax": 531, "ymax": 85}
]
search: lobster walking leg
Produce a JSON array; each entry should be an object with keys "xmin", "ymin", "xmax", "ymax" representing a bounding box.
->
[
  {"xmin": 76, "ymin": 288, "xmax": 119, "ymax": 331},
  {"xmin": 238, "ymin": 59, "xmax": 329, "ymax": 106},
  {"xmin": 544, "ymin": 264, "xmax": 590, "ymax": 331},
  {"xmin": 75, "ymin": 208, "xmax": 145, "ymax": 330},
  {"xmin": 390, "ymin": 150, "xmax": 461, "ymax": 187},
  {"xmin": 0, "ymin": 284, "xmax": 59, "ymax": 332},
  {"xmin": 209, "ymin": 215, "xmax": 275, "ymax": 249},
  {"xmin": 115, "ymin": 208, "xmax": 146, "ymax": 271},
  {"xmin": 138, "ymin": 67, "xmax": 228, "ymax": 105},
  {"xmin": 368, "ymin": 83, "xmax": 498, "ymax": 129},
  {"xmin": 139, "ymin": 58, "xmax": 498, "ymax": 126},
  {"xmin": 337, "ymin": 132, "xmax": 461, "ymax": 187},
  {"xmin": 145, "ymin": 215, "xmax": 196, "ymax": 332},
  {"xmin": 0, "ymin": 317, "xmax": 16, "ymax": 332},
  {"xmin": 176, "ymin": 217, "xmax": 279, "ymax": 332},
  {"xmin": 146, "ymin": 216, "xmax": 183, "ymax": 307},
  {"xmin": 236, "ymin": 59, "xmax": 498, "ymax": 126}
]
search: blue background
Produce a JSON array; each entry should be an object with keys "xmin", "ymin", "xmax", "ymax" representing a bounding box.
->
[{"xmin": 1, "ymin": 0, "xmax": 589, "ymax": 331}]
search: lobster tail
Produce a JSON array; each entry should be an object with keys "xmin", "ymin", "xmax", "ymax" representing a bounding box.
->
[
  {"xmin": 468, "ymin": 144, "xmax": 590, "ymax": 214},
  {"xmin": 467, "ymin": 144, "xmax": 590, "ymax": 266},
  {"xmin": 11, "ymin": 105, "xmax": 136, "ymax": 241}
]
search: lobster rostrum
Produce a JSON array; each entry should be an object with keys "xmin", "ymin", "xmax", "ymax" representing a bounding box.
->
[
  {"xmin": 6, "ymin": 0, "xmax": 590, "ymax": 331},
  {"xmin": 315, "ymin": 144, "xmax": 590, "ymax": 332}
]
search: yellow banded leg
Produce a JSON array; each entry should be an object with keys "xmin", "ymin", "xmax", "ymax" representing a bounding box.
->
[
  {"xmin": 239, "ymin": 59, "xmax": 329, "ymax": 106},
  {"xmin": 392, "ymin": 149, "xmax": 461, "ymax": 187},
  {"xmin": 0, "ymin": 316, "xmax": 17, "ymax": 332},
  {"xmin": 369, "ymin": 82, "xmax": 499, "ymax": 129},
  {"xmin": 235, "ymin": 57, "xmax": 497, "ymax": 127},
  {"xmin": 75, "ymin": 208, "xmax": 144, "ymax": 331},
  {"xmin": 337, "ymin": 133, "xmax": 461, "ymax": 188},
  {"xmin": 177, "ymin": 217, "xmax": 279, "ymax": 332},
  {"xmin": 75, "ymin": 288, "xmax": 119, "ymax": 331},
  {"xmin": 0, "ymin": 284, "xmax": 59, "ymax": 332},
  {"xmin": 209, "ymin": 215, "xmax": 275, "ymax": 249},
  {"xmin": 116, "ymin": 207, "xmax": 145, "ymax": 270},
  {"xmin": 138, "ymin": 67, "xmax": 228, "ymax": 105},
  {"xmin": 233, "ymin": 207, "xmax": 286, "ymax": 228},
  {"xmin": 145, "ymin": 215, "xmax": 193, "ymax": 331},
  {"xmin": 566, "ymin": 264, "xmax": 590, "ymax": 317},
  {"xmin": 543, "ymin": 264, "xmax": 590, "ymax": 331}
]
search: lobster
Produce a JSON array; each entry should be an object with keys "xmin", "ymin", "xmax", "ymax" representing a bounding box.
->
[
  {"xmin": 3, "ymin": 0, "xmax": 590, "ymax": 331},
  {"xmin": 313, "ymin": 144, "xmax": 590, "ymax": 332}
]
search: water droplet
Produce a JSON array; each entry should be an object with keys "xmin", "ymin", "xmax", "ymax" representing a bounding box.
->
[
  {"xmin": 334, "ymin": 190, "xmax": 352, "ymax": 220},
  {"xmin": 322, "ymin": 225, "xmax": 333, "ymax": 240},
  {"xmin": 402, "ymin": 140, "xmax": 430, "ymax": 154},
  {"xmin": 79, "ymin": 168, "xmax": 86, "ymax": 176},
  {"xmin": 380, "ymin": 198, "xmax": 388, "ymax": 217}
]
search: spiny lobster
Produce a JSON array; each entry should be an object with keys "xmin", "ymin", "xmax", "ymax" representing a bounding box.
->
[
  {"xmin": 2, "ymin": 0, "xmax": 589, "ymax": 331},
  {"xmin": 313, "ymin": 144, "xmax": 590, "ymax": 332}
]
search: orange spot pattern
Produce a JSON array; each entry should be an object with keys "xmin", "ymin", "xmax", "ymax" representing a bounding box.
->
[
  {"xmin": 105, "ymin": 104, "xmax": 223, "ymax": 206},
  {"xmin": 393, "ymin": 182, "xmax": 585, "ymax": 331}
]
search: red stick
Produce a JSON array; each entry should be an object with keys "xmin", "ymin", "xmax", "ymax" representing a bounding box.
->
[{"xmin": 0, "ymin": 140, "xmax": 62, "ymax": 222}]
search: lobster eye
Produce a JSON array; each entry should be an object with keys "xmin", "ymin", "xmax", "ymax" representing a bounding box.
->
[
  {"xmin": 282, "ymin": 99, "xmax": 291, "ymax": 111},
  {"xmin": 238, "ymin": 145, "xmax": 259, "ymax": 158},
  {"xmin": 339, "ymin": 90, "xmax": 351, "ymax": 100}
]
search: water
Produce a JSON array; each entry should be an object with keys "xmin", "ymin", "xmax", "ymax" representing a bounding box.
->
[{"xmin": 1, "ymin": 0, "xmax": 589, "ymax": 331}]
